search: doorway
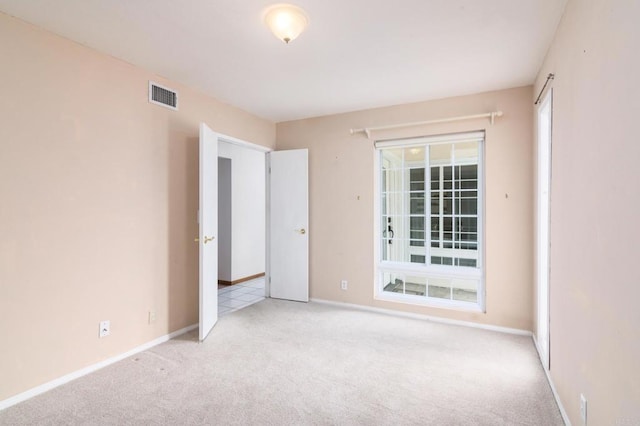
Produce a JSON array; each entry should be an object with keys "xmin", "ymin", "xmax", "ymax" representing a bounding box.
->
[
  {"xmin": 216, "ymin": 140, "xmax": 267, "ymax": 315},
  {"xmin": 536, "ymin": 89, "xmax": 552, "ymax": 370},
  {"xmin": 198, "ymin": 123, "xmax": 309, "ymax": 340}
]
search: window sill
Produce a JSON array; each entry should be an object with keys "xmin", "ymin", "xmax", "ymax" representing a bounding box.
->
[{"xmin": 374, "ymin": 290, "xmax": 484, "ymax": 313}]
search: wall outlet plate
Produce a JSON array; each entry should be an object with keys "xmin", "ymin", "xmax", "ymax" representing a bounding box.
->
[
  {"xmin": 99, "ymin": 320, "xmax": 110, "ymax": 338},
  {"xmin": 148, "ymin": 310, "xmax": 156, "ymax": 324},
  {"xmin": 341, "ymin": 280, "xmax": 348, "ymax": 290}
]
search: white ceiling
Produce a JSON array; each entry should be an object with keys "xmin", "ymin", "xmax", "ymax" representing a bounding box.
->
[{"xmin": 0, "ymin": 0, "xmax": 567, "ymax": 122}]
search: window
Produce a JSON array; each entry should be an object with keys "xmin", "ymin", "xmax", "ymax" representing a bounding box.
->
[{"xmin": 377, "ymin": 132, "xmax": 484, "ymax": 310}]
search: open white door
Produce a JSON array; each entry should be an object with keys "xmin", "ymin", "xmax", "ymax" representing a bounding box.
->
[
  {"xmin": 537, "ymin": 90, "xmax": 552, "ymax": 369},
  {"xmin": 268, "ymin": 149, "xmax": 309, "ymax": 302},
  {"xmin": 198, "ymin": 123, "xmax": 218, "ymax": 341}
]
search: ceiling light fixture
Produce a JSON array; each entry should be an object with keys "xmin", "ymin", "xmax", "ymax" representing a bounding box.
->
[{"xmin": 263, "ymin": 3, "xmax": 309, "ymax": 44}]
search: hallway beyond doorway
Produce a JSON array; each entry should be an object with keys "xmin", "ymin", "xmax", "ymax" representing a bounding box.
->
[{"xmin": 218, "ymin": 277, "xmax": 265, "ymax": 316}]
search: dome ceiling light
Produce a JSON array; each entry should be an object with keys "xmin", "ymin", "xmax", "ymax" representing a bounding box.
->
[{"xmin": 263, "ymin": 4, "xmax": 309, "ymax": 44}]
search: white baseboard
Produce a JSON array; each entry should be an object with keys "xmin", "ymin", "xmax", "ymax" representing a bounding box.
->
[
  {"xmin": 533, "ymin": 336, "xmax": 571, "ymax": 425},
  {"xmin": 310, "ymin": 298, "xmax": 532, "ymax": 336},
  {"xmin": 0, "ymin": 323, "xmax": 198, "ymax": 411}
]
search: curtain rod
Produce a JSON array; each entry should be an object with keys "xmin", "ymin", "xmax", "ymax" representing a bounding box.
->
[
  {"xmin": 350, "ymin": 111, "xmax": 503, "ymax": 139},
  {"xmin": 534, "ymin": 73, "xmax": 555, "ymax": 105}
]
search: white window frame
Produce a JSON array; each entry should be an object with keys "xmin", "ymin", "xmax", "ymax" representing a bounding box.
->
[{"xmin": 374, "ymin": 131, "xmax": 486, "ymax": 312}]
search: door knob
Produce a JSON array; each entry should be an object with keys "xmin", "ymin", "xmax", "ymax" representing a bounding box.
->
[
  {"xmin": 296, "ymin": 228, "xmax": 306, "ymax": 235},
  {"xmin": 194, "ymin": 236, "xmax": 215, "ymax": 243}
]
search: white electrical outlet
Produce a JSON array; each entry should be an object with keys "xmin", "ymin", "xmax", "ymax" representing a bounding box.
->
[
  {"xmin": 580, "ymin": 393, "xmax": 587, "ymax": 424},
  {"xmin": 148, "ymin": 310, "xmax": 156, "ymax": 324},
  {"xmin": 341, "ymin": 280, "xmax": 348, "ymax": 290},
  {"xmin": 99, "ymin": 320, "xmax": 110, "ymax": 338}
]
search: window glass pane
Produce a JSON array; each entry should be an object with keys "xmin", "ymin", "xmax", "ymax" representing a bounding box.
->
[
  {"xmin": 405, "ymin": 275, "xmax": 427, "ymax": 296},
  {"xmin": 459, "ymin": 242, "xmax": 477, "ymax": 251},
  {"xmin": 454, "ymin": 142, "xmax": 478, "ymax": 163},
  {"xmin": 409, "ymin": 238, "xmax": 424, "ymax": 247},
  {"xmin": 430, "ymin": 144, "xmax": 452, "ymax": 165},
  {"xmin": 382, "ymin": 272, "xmax": 427, "ymax": 297},
  {"xmin": 410, "ymin": 255, "xmax": 426, "ymax": 264},
  {"xmin": 428, "ymin": 277, "xmax": 451, "ymax": 299},
  {"xmin": 456, "ymin": 233, "xmax": 477, "ymax": 244},
  {"xmin": 458, "ymin": 217, "xmax": 477, "ymax": 233},
  {"xmin": 409, "ymin": 168, "xmax": 425, "ymax": 191},
  {"xmin": 410, "ymin": 216, "xmax": 425, "ymax": 248},
  {"xmin": 443, "ymin": 198, "xmax": 453, "ymax": 214},
  {"xmin": 382, "ymin": 271, "xmax": 404, "ymax": 293},
  {"xmin": 384, "ymin": 193, "xmax": 403, "ymax": 216},
  {"xmin": 459, "ymin": 164, "xmax": 477, "ymax": 179},
  {"xmin": 443, "ymin": 166, "xmax": 452, "ymax": 181},
  {"xmin": 455, "ymin": 165, "xmax": 478, "ymax": 184},
  {"xmin": 410, "ymin": 194, "xmax": 425, "ymax": 214},
  {"xmin": 430, "ymin": 216, "xmax": 439, "ymax": 231},
  {"xmin": 457, "ymin": 180, "xmax": 477, "ymax": 190},
  {"xmin": 430, "ymin": 167, "xmax": 440, "ymax": 190},
  {"xmin": 410, "ymin": 216, "xmax": 425, "ymax": 231},
  {"xmin": 452, "ymin": 278, "xmax": 478, "ymax": 302},
  {"xmin": 431, "ymin": 192, "xmax": 439, "ymax": 213},
  {"xmin": 456, "ymin": 258, "xmax": 477, "ymax": 267},
  {"xmin": 458, "ymin": 190, "xmax": 478, "ymax": 198},
  {"xmin": 382, "ymin": 148, "xmax": 404, "ymax": 164},
  {"xmin": 456, "ymin": 218, "xmax": 477, "ymax": 243},
  {"xmin": 382, "ymin": 168, "xmax": 403, "ymax": 192},
  {"xmin": 404, "ymin": 147, "xmax": 425, "ymax": 164},
  {"xmin": 456, "ymin": 199, "xmax": 477, "ymax": 215}
]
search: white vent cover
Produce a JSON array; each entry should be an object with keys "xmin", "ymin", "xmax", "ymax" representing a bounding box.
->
[{"xmin": 148, "ymin": 81, "xmax": 178, "ymax": 110}]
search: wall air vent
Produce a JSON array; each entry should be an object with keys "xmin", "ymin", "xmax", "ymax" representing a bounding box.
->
[{"xmin": 149, "ymin": 81, "xmax": 178, "ymax": 110}]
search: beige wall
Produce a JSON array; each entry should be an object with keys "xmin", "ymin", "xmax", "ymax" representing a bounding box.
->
[
  {"xmin": 0, "ymin": 13, "xmax": 275, "ymax": 401},
  {"xmin": 8, "ymin": 1, "xmax": 638, "ymax": 420},
  {"xmin": 277, "ymin": 86, "xmax": 534, "ymax": 330},
  {"xmin": 533, "ymin": 0, "xmax": 640, "ymax": 423}
]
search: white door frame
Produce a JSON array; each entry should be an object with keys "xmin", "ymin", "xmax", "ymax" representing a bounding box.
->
[
  {"xmin": 214, "ymin": 131, "xmax": 272, "ymax": 299},
  {"xmin": 536, "ymin": 89, "xmax": 553, "ymax": 370}
]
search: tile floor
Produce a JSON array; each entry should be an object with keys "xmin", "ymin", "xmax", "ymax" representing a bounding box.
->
[{"xmin": 218, "ymin": 277, "xmax": 266, "ymax": 316}]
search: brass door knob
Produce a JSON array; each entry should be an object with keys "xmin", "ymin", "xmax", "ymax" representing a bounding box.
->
[
  {"xmin": 296, "ymin": 228, "xmax": 306, "ymax": 235},
  {"xmin": 194, "ymin": 236, "xmax": 215, "ymax": 243}
]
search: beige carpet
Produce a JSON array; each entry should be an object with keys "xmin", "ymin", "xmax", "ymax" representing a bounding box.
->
[{"xmin": 0, "ymin": 299, "xmax": 563, "ymax": 425}]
